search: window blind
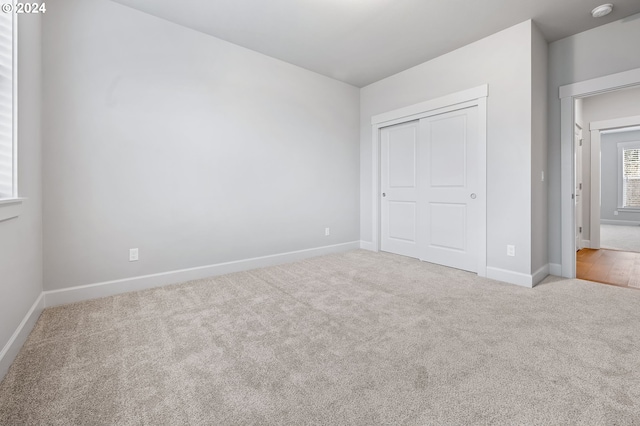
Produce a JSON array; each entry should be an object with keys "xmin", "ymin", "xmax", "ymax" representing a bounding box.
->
[
  {"xmin": 0, "ymin": 10, "xmax": 13, "ymax": 199},
  {"xmin": 623, "ymin": 148, "xmax": 640, "ymax": 208}
]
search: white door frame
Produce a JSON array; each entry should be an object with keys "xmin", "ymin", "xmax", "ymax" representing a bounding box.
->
[
  {"xmin": 559, "ymin": 67, "xmax": 640, "ymax": 278},
  {"xmin": 370, "ymin": 85, "xmax": 488, "ymax": 277},
  {"xmin": 589, "ymin": 115, "xmax": 640, "ymax": 249},
  {"xmin": 575, "ymin": 124, "xmax": 583, "ymax": 251}
]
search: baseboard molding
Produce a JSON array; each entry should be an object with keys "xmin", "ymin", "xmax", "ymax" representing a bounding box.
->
[
  {"xmin": 44, "ymin": 241, "xmax": 360, "ymax": 307},
  {"xmin": 0, "ymin": 293, "xmax": 44, "ymax": 380},
  {"xmin": 549, "ymin": 263, "xmax": 562, "ymax": 276},
  {"xmin": 486, "ymin": 267, "xmax": 537, "ymax": 288},
  {"xmin": 531, "ymin": 264, "xmax": 550, "ymax": 286},
  {"xmin": 580, "ymin": 240, "xmax": 591, "ymax": 249},
  {"xmin": 359, "ymin": 241, "xmax": 375, "ymax": 251},
  {"xmin": 601, "ymin": 219, "xmax": 640, "ymax": 226}
]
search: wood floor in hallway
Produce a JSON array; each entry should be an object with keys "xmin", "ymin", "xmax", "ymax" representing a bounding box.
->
[{"xmin": 577, "ymin": 248, "xmax": 640, "ymax": 289}]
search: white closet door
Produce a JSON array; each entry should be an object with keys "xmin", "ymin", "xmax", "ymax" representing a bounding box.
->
[
  {"xmin": 419, "ymin": 107, "xmax": 479, "ymax": 272},
  {"xmin": 380, "ymin": 121, "xmax": 420, "ymax": 258}
]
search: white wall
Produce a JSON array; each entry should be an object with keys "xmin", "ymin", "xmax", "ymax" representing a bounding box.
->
[
  {"xmin": 600, "ymin": 130, "xmax": 640, "ymax": 223},
  {"xmin": 361, "ymin": 21, "xmax": 538, "ymax": 280},
  {"xmin": 42, "ymin": 0, "xmax": 360, "ymax": 291},
  {"xmin": 581, "ymin": 87, "xmax": 640, "ymax": 234},
  {"xmin": 0, "ymin": 14, "xmax": 43, "ymax": 374},
  {"xmin": 531, "ymin": 23, "xmax": 548, "ymax": 274},
  {"xmin": 548, "ymin": 13, "xmax": 640, "ymax": 264}
]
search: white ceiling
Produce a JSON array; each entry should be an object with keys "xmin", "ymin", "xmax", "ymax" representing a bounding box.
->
[{"xmin": 110, "ymin": 0, "xmax": 640, "ymax": 87}]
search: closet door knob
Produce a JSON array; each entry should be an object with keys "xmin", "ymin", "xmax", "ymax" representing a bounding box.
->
[
  {"xmin": 470, "ymin": 193, "xmax": 477, "ymax": 199},
  {"xmin": 382, "ymin": 193, "xmax": 386, "ymax": 197}
]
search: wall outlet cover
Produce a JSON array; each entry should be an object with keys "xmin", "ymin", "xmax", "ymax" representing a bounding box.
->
[{"xmin": 129, "ymin": 248, "xmax": 139, "ymax": 262}]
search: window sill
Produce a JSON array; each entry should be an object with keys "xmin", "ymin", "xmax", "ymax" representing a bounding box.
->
[{"xmin": 0, "ymin": 198, "xmax": 25, "ymax": 222}]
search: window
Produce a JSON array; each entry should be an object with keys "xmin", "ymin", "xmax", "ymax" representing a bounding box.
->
[
  {"xmin": 618, "ymin": 141, "xmax": 640, "ymax": 210},
  {"xmin": 0, "ymin": 9, "xmax": 14, "ymax": 200}
]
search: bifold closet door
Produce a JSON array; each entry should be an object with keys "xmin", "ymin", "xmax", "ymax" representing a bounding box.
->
[
  {"xmin": 419, "ymin": 107, "xmax": 479, "ymax": 272},
  {"xmin": 380, "ymin": 121, "xmax": 420, "ymax": 258}
]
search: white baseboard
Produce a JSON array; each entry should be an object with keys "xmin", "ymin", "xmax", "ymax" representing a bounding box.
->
[
  {"xmin": 44, "ymin": 241, "xmax": 360, "ymax": 307},
  {"xmin": 549, "ymin": 263, "xmax": 562, "ymax": 276},
  {"xmin": 359, "ymin": 241, "xmax": 375, "ymax": 251},
  {"xmin": 601, "ymin": 219, "xmax": 640, "ymax": 226},
  {"xmin": 580, "ymin": 240, "xmax": 591, "ymax": 249},
  {"xmin": 0, "ymin": 293, "xmax": 44, "ymax": 380},
  {"xmin": 486, "ymin": 267, "xmax": 534, "ymax": 288},
  {"xmin": 531, "ymin": 264, "xmax": 550, "ymax": 286}
]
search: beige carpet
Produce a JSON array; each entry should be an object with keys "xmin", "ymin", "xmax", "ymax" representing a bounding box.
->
[
  {"xmin": 601, "ymin": 224, "xmax": 640, "ymax": 253},
  {"xmin": 2, "ymin": 250, "xmax": 640, "ymax": 425}
]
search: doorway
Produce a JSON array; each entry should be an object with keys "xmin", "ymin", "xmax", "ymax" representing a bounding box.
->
[
  {"xmin": 559, "ymin": 67, "xmax": 640, "ymax": 278},
  {"xmin": 570, "ymin": 87, "xmax": 640, "ymax": 288}
]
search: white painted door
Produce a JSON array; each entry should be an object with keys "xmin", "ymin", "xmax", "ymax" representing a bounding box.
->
[
  {"xmin": 380, "ymin": 121, "xmax": 420, "ymax": 258},
  {"xmin": 575, "ymin": 124, "xmax": 583, "ymax": 250},
  {"xmin": 420, "ymin": 107, "xmax": 479, "ymax": 272}
]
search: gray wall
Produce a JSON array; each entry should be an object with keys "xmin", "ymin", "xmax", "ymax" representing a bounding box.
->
[
  {"xmin": 581, "ymin": 87, "xmax": 640, "ymax": 236},
  {"xmin": 0, "ymin": 15, "xmax": 43, "ymax": 355},
  {"xmin": 547, "ymin": 13, "xmax": 640, "ymax": 265},
  {"xmin": 531, "ymin": 23, "xmax": 548, "ymax": 273},
  {"xmin": 600, "ymin": 130, "xmax": 640, "ymax": 223},
  {"xmin": 361, "ymin": 21, "xmax": 536, "ymax": 276},
  {"xmin": 42, "ymin": 0, "xmax": 360, "ymax": 291}
]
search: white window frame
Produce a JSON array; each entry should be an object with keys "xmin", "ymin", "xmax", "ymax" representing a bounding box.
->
[
  {"xmin": 0, "ymin": 8, "xmax": 22, "ymax": 222},
  {"xmin": 617, "ymin": 140, "xmax": 640, "ymax": 212}
]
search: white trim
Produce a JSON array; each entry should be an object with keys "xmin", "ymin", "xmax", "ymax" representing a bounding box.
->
[
  {"xmin": 0, "ymin": 197, "xmax": 24, "ymax": 222},
  {"xmin": 601, "ymin": 219, "xmax": 640, "ymax": 226},
  {"xmin": 372, "ymin": 99, "xmax": 479, "ymax": 130},
  {"xmin": 0, "ymin": 293, "xmax": 44, "ymax": 380},
  {"xmin": 582, "ymin": 240, "xmax": 591, "ymax": 249},
  {"xmin": 560, "ymin": 97, "xmax": 576, "ymax": 277},
  {"xmin": 359, "ymin": 240, "xmax": 375, "ymax": 251},
  {"xmin": 477, "ymin": 96, "xmax": 487, "ymax": 277},
  {"xmin": 486, "ymin": 267, "xmax": 535, "ymax": 288},
  {"xmin": 559, "ymin": 68, "xmax": 640, "ymax": 99},
  {"xmin": 591, "ymin": 129, "xmax": 602, "ymax": 249},
  {"xmin": 601, "ymin": 125, "xmax": 640, "ymax": 135},
  {"xmin": 532, "ymin": 264, "xmax": 550, "ymax": 286},
  {"xmin": 370, "ymin": 85, "xmax": 488, "ymax": 277},
  {"xmin": 559, "ymin": 67, "xmax": 640, "ymax": 277},
  {"xmin": 549, "ymin": 263, "xmax": 562, "ymax": 276},
  {"xmin": 591, "ymin": 115, "xmax": 640, "ymax": 131},
  {"xmin": 371, "ymin": 125, "xmax": 380, "ymax": 254},
  {"xmin": 43, "ymin": 241, "xmax": 360, "ymax": 307},
  {"xmin": 12, "ymin": 6, "xmax": 18, "ymax": 199},
  {"xmin": 371, "ymin": 85, "xmax": 488, "ymax": 125}
]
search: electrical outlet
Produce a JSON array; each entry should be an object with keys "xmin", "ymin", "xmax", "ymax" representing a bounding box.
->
[
  {"xmin": 541, "ymin": 171, "xmax": 545, "ymax": 182},
  {"xmin": 614, "ymin": 211, "xmax": 619, "ymax": 216},
  {"xmin": 325, "ymin": 227, "xmax": 330, "ymax": 236},
  {"xmin": 507, "ymin": 245, "xmax": 515, "ymax": 257},
  {"xmin": 129, "ymin": 248, "xmax": 139, "ymax": 262}
]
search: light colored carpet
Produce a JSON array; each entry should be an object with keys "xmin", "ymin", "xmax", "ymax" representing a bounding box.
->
[
  {"xmin": 2, "ymin": 250, "xmax": 640, "ymax": 424},
  {"xmin": 601, "ymin": 224, "xmax": 640, "ymax": 252}
]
